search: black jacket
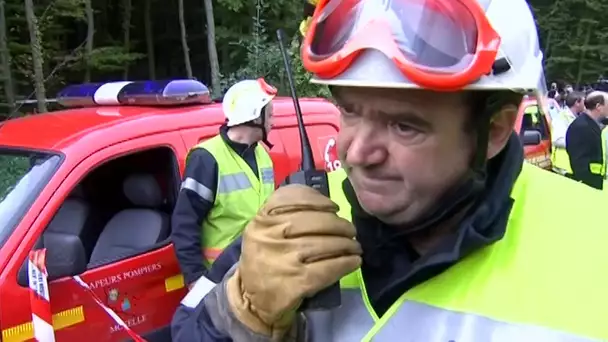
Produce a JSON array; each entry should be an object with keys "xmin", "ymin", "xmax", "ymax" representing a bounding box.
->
[
  {"xmin": 170, "ymin": 124, "xmax": 261, "ymax": 285},
  {"xmin": 566, "ymin": 113, "xmax": 604, "ymax": 190}
]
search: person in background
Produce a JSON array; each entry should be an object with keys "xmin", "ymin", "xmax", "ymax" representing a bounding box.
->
[
  {"xmin": 547, "ymin": 82, "xmax": 558, "ymax": 99},
  {"xmin": 553, "ymin": 82, "xmax": 571, "ymax": 108},
  {"xmin": 550, "ymin": 91, "xmax": 585, "ymax": 175},
  {"xmin": 171, "ymin": 78, "xmax": 277, "ymax": 289},
  {"xmin": 171, "ymin": 0, "xmax": 608, "ymax": 341},
  {"xmin": 566, "ymin": 91, "xmax": 608, "ymax": 189}
]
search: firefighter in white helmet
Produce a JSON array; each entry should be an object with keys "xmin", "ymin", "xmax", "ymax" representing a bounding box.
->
[
  {"xmin": 172, "ymin": 1, "xmax": 608, "ymax": 341},
  {"xmin": 171, "ymin": 78, "xmax": 277, "ymax": 290}
]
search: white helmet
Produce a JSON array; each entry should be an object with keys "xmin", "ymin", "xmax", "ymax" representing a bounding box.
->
[
  {"xmin": 222, "ymin": 78, "xmax": 277, "ymax": 127},
  {"xmin": 300, "ymin": 0, "xmax": 544, "ymax": 93}
]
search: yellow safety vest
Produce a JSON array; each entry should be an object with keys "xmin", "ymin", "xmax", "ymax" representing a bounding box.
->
[
  {"xmin": 602, "ymin": 126, "xmax": 608, "ymax": 190},
  {"xmin": 524, "ymin": 105, "xmax": 540, "ymax": 125},
  {"xmin": 551, "ymin": 109, "xmax": 575, "ymax": 174},
  {"xmin": 190, "ymin": 135, "xmax": 274, "ymax": 266},
  {"xmin": 587, "ymin": 125, "xmax": 607, "ymax": 181},
  {"xmin": 307, "ymin": 164, "xmax": 608, "ymax": 341}
]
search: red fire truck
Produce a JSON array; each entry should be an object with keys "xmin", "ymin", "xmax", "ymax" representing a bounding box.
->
[
  {"xmin": 0, "ymin": 80, "xmax": 341, "ymax": 342},
  {"xmin": 515, "ymin": 95, "xmax": 553, "ymax": 170}
]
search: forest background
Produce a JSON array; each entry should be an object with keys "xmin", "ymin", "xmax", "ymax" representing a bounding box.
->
[{"xmin": 0, "ymin": 0, "xmax": 607, "ymax": 117}]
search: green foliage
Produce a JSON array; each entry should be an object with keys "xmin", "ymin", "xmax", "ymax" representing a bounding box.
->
[
  {"xmin": 2, "ymin": 0, "xmax": 608, "ymax": 109},
  {"xmin": 219, "ymin": 0, "xmax": 329, "ymax": 98},
  {"xmin": 84, "ymin": 46, "xmax": 145, "ymax": 72},
  {"xmin": 50, "ymin": 0, "xmax": 86, "ymax": 19},
  {"xmin": 216, "ymin": 0, "xmax": 247, "ymax": 12},
  {"xmin": 532, "ymin": 0, "xmax": 608, "ymax": 84},
  {"xmin": 0, "ymin": 155, "xmax": 29, "ymax": 201},
  {"xmin": 220, "ymin": 33, "xmax": 329, "ymax": 98}
]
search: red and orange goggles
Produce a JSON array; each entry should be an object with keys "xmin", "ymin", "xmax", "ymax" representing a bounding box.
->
[{"xmin": 301, "ymin": 0, "xmax": 501, "ymax": 91}]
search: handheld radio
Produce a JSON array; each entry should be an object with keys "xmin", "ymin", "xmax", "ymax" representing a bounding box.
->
[{"xmin": 276, "ymin": 29, "xmax": 341, "ymax": 311}]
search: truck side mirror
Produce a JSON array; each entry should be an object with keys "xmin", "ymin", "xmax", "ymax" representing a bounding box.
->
[
  {"xmin": 522, "ymin": 130, "xmax": 542, "ymax": 146},
  {"xmin": 18, "ymin": 236, "xmax": 88, "ymax": 287}
]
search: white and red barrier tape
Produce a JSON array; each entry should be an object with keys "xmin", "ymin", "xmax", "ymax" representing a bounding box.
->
[
  {"xmin": 28, "ymin": 249, "xmax": 147, "ymax": 342},
  {"xmin": 28, "ymin": 249, "xmax": 55, "ymax": 342}
]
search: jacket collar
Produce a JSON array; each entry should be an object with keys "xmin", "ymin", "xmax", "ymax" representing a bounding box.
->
[
  {"xmin": 563, "ymin": 107, "xmax": 577, "ymax": 119},
  {"xmin": 219, "ymin": 124, "xmax": 257, "ymax": 156}
]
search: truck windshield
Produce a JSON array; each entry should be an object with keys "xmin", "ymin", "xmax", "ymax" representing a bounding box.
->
[{"xmin": 0, "ymin": 149, "xmax": 62, "ymax": 249}]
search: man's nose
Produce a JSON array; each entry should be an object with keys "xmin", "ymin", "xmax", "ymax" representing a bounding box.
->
[{"xmin": 345, "ymin": 122, "xmax": 388, "ymax": 166}]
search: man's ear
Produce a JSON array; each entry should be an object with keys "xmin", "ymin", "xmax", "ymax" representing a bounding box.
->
[{"xmin": 487, "ymin": 105, "xmax": 517, "ymax": 159}]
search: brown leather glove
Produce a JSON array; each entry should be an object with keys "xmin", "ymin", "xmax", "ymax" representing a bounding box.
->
[{"xmin": 226, "ymin": 184, "xmax": 362, "ymax": 340}]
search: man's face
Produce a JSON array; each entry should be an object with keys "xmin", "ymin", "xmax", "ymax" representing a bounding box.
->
[
  {"xmin": 264, "ymin": 101, "xmax": 274, "ymax": 133},
  {"xmin": 575, "ymin": 99, "xmax": 586, "ymax": 113},
  {"xmin": 334, "ymin": 87, "xmax": 475, "ymax": 225},
  {"xmin": 599, "ymin": 101, "xmax": 608, "ymax": 118},
  {"xmin": 589, "ymin": 95, "xmax": 608, "ymax": 118}
]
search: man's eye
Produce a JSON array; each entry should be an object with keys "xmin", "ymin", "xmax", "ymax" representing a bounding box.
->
[
  {"xmin": 392, "ymin": 122, "xmax": 414, "ymax": 131},
  {"xmin": 390, "ymin": 122, "xmax": 420, "ymax": 136},
  {"xmin": 340, "ymin": 108, "xmax": 358, "ymax": 118}
]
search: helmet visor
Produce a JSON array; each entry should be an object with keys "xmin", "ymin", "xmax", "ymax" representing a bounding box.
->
[
  {"xmin": 312, "ymin": 0, "xmax": 478, "ymax": 71},
  {"xmin": 302, "ymin": 0, "xmax": 500, "ymax": 90}
]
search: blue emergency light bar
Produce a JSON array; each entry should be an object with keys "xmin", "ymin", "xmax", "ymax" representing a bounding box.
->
[{"xmin": 56, "ymin": 79, "xmax": 212, "ymax": 108}]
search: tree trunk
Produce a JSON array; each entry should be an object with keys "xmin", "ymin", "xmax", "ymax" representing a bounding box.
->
[
  {"xmin": 24, "ymin": 0, "xmax": 47, "ymax": 113},
  {"xmin": 144, "ymin": 0, "xmax": 156, "ymax": 80},
  {"xmin": 203, "ymin": 0, "xmax": 220, "ymax": 97},
  {"xmin": 84, "ymin": 0, "xmax": 94, "ymax": 82},
  {"xmin": 0, "ymin": 0, "xmax": 15, "ymax": 113},
  {"xmin": 178, "ymin": 0, "xmax": 193, "ymax": 79},
  {"xmin": 575, "ymin": 22, "xmax": 593, "ymax": 87},
  {"xmin": 122, "ymin": 0, "xmax": 132, "ymax": 80},
  {"xmin": 542, "ymin": 29, "xmax": 552, "ymax": 68}
]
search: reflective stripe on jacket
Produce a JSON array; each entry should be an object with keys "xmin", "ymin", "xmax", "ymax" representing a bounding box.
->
[
  {"xmin": 306, "ymin": 165, "xmax": 608, "ymax": 341},
  {"xmin": 190, "ymin": 135, "xmax": 274, "ymax": 265},
  {"xmin": 589, "ymin": 126, "xmax": 606, "ymax": 178}
]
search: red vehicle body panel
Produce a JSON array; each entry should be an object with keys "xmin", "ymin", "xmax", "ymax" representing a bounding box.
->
[
  {"xmin": 514, "ymin": 97, "xmax": 553, "ymax": 170},
  {"xmin": 0, "ymin": 98, "xmax": 340, "ymax": 341}
]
